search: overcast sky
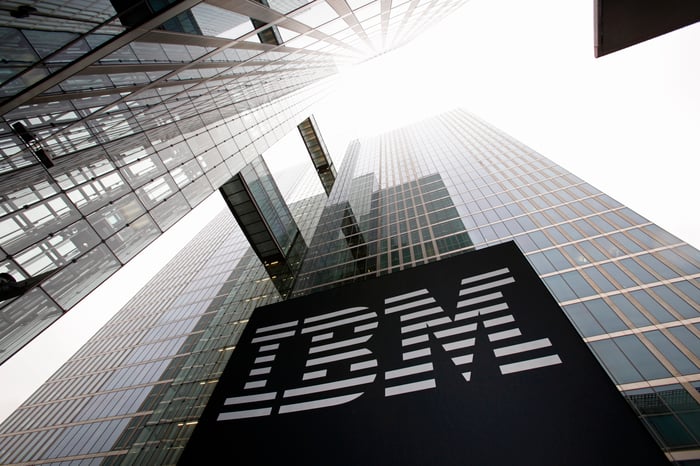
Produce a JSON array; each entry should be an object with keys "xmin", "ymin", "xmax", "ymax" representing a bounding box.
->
[
  {"xmin": 313, "ymin": 0, "xmax": 700, "ymax": 249},
  {"xmin": 1, "ymin": 0, "xmax": 698, "ymax": 423}
]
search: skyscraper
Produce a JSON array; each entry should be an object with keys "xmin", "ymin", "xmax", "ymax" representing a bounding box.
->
[
  {"xmin": 1, "ymin": 109, "xmax": 698, "ymax": 464},
  {"xmin": 0, "ymin": 159, "xmax": 327, "ymax": 464},
  {"xmin": 0, "ymin": 0, "xmax": 467, "ymax": 363}
]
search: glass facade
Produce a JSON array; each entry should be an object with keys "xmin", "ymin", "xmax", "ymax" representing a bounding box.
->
[
  {"xmin": 0, "ymin": 165, "xmax": 326, "ymax": 465},
  {"xmin": 1, "ymin": 109, "xmax": 698, "ymax": 464},
  {"xmin": 0, "ymin": 0, "xmax": 467, "ymax": 363},
  {"xmin": 292, "ymin": 110, "xmax": 700, "ymax": 463},
  {"xmin": 219, "ymin": 156, "xmax": 307, "ymax": 297}
]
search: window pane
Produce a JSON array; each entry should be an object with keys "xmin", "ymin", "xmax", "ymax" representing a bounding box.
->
[
  {"xmin": 646, "ymin": 415, "xmax": 696, "ymax": 447},
  {"xmin": 527, "ymin": 252, "xmax": 556, "ymax": 275},
  {"xmin": 562, "ymin": 303, "xmax": 604, "ymax": 337},
  {"xmin": 543, "ymin": 275, "xmax": 576, "ymax": 302},
  {"xmin": 650, "ymin": 285, "xmax": 699, "ymax": 319},
  {"xmin": 600, "ymin": 262, "xmax": 636, "ymax": 288},
  {"xmin": 585, "ymin": 299, "xmax": 627, "ymax": 333},
  {"xmin": 543, "ymin": 249, "xmax": 571, "ymax": 270},
  {"xmin": 668, "ymin": 327, "xmax": 700, "ymax": 360},
  {"xmin": 658, "ymin": 249, "xmax": 699, "ymax": 276},
  {"xmin": 609, "ymin": 294, "xmax": 651, "ymax": 328},
  {"xmin": 615, "ymin": 335, "xmax": 671, "ymax": 381},
  {"xmin": 644, "ymin": 331, "xmax": 699, "ymax": 375},
  {"xmin": 638, "ymin": 254, "xmax": 679, "ymax": 280},
  {"xmin": 584, "ymin": 267, "xmax": 617, "ymax": 293},
  {"xmin": 561, "ymin": 270, "xmax": 596, "ymax": 299},
  {"xmin": 620, "ymin": 258, "xmax": 657, "ymax": 285},
  {"xmin": 590, "ymin": 339, "xmax": 642, "ymax": 384},
  {"xmin": 630, "ymin": 290, "xmax": 675, "ymax": 323}
]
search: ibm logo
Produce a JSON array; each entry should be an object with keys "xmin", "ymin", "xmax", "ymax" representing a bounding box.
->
[{"xmin": 218, "ymin": 267, "xmax": 561, "ymax": 421}]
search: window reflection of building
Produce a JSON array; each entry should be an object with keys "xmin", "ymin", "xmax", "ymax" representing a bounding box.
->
[{"xmin": 294, "ymin": 172, "xmax": 473, "ymax": 295}]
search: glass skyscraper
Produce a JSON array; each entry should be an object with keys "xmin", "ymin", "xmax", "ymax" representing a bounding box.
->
[
  {"xmin": 1, "ymin": 109, "xmax": 698, "ymax": 464},
  {"xmin": 0, "ymin": 0, "xmax": 466, "ymax": 364}
]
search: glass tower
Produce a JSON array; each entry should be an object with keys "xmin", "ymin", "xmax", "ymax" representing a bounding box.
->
[
  {"xmin": 0, "ymin": 158, "xmax": 327, "ymax": 465},
  {"xmin": 1, "ymin": 109, "xmax": 699, "ymax": 465},
  {"xmin": 0, "ymin": 0, "xmax": 467, "ymax": 363},
  {"xmin": 294, "ymin": 111, "xmax": 700, "ymax": 463}
]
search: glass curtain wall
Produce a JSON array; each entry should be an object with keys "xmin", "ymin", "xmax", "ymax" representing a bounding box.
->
[
  {"xmin": 0, "ymin": 0, "xmax": 468, "ymax": 363},
  {"xmin": 292, "ymin": 109, "xmax": 700, "ymax": 460}
]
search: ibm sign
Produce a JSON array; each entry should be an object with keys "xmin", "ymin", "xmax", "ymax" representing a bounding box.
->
[
  {"xmin": 218, "ymin": 266, "xmax": 561, "ymax": 419},
  {"xmin": 181, "ymin": 242, "xmax": 667, "ymax": 465}
]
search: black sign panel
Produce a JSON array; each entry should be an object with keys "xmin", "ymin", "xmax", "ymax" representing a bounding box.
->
[{"xmin": 180, "ymin": 242, "xmax": 667, "ymax": 465}]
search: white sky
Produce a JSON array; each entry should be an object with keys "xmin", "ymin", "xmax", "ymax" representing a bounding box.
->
[
  {"xmin": 312, "ymin": 0, "xmax": 700, "ymax": 249},
  {"xmin": 1, "ymin": 0, "xmax": 698, "ymax": 423}
]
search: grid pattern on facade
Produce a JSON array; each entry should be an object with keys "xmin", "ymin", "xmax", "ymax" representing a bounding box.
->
[
  {"xmin": 0, "ymin": 210, "xmax": 259, "ymax": 465},
  {"xmin": 292, "ymin": 109, "xmax": 700, "ymax": 458},
  {"xmin": 0, "ymin": 155, "xmax": 329, "ymax": 465},
  {"xmin": 0, "ymin": 0, "xmax": 468, "ymax": 363},
  {"xmin": 2, "ymin": 108, "xmax": 699, "ymax": 462}
]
